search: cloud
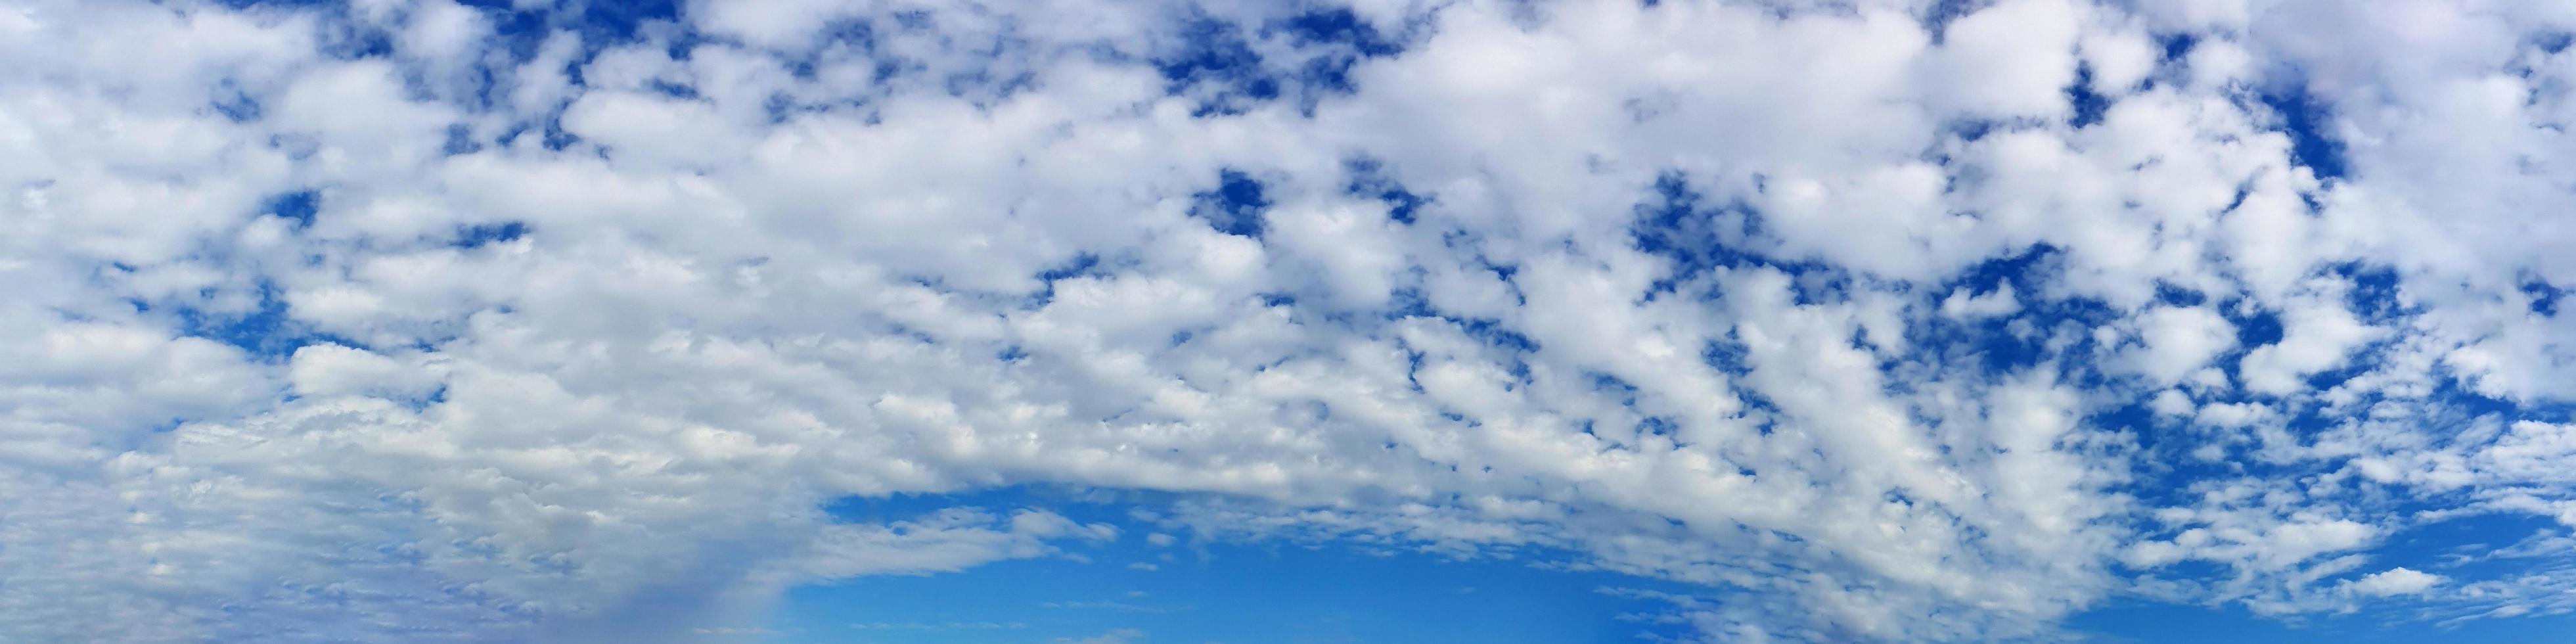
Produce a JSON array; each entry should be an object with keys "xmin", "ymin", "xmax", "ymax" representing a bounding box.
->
[
  {"xmin": 1939, "ymin": 283, "xmax": 2021, "ymax": 321},
  {"xmin": 2349, "ymin": 568, "xmax": 2443, "ymax": 597},
  {"xmin": 1, "ymin": 0, "xmax": 2574, "ymax": 641},
  {"xmin": 2121, "ymin": 305, "xmax": 2239, "ymax": 385},
  {"xmin": 2239, "ymin": 288, "xmax": 2383, "ymax": 396}
]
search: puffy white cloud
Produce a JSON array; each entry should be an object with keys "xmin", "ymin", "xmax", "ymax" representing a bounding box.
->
[
  {"xmin": 3, "ymin": 0, "xmax": 2575, "ymax": 641},
  {"xmin": 2121, "ymin": 305, "xmax": 2238, "ymax": 385},
  {"xmin": 2349, "ymin": 567, "xmax": 2443, "ymax": 597},
  {"xmin": 2240, "ymin": 294, "xmax": 2383, "ymax": 396},
  {"xmin": 1928, "ymin": 0, "xmax": 2085, "ymax": 120}
]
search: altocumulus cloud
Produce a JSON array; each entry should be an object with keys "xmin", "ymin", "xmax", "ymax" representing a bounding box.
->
[{"xmin": 3, "ymin": 0, "xmax": 2576, "ymax": 641}]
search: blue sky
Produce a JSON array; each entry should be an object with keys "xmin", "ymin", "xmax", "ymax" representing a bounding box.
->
[
  {"xmin": 777, "ymin": 487, "xmax": 1710, "ymax": 643},
  {"xmin": 7, "ymin": 0, "xmax": 2576, "ymax": 642},
  {"xmin": 761, "ymin": 488, "xmax": 2576, "ymax": 643}
]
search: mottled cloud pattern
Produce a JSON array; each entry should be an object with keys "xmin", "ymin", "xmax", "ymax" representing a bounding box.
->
[{"xmin": 3, "ymin": 0, "xmax": 2575, "ymax": 641}]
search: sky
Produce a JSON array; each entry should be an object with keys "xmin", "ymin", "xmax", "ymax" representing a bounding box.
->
[{"xmin": 3, "ymin": 0, "xmax": 2576, "ymax": 642}]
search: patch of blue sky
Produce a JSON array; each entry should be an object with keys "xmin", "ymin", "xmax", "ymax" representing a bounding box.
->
[
  {"xmin": 777, "ymin": 488, "xmax": 1707, "ymax": 643},
  {"xmin": 786, "ymin": 494, "xmax": 2576, "ymax": 642},
  {"xmin": 2258, "ymin": 83, "xmax": 2347, "ymax": 182},
  {"xmin": 453, "ymin": 220, "xmax": 531, "ymax": 248},
  {"xmin": 1190, "ymin": 168, "xmax": 1271, "ymax": 239}
]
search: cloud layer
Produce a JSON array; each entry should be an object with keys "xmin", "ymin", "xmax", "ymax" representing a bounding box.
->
[{"xmin": 3, "ymin": 0, "xmax": 2575, "ymax": 641}]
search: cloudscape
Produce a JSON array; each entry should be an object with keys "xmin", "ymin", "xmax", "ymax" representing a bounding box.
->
[{"xmin": 5, "ymin": 0, "xmax": 2576, "ymax": 641}]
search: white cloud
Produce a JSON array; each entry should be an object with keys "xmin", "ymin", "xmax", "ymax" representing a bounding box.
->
[
  {"xmin": 3, "ymin": 0, "xmax": 2575, "ymax": 641},
  {"xmin": 2349, "ymin": 567, "xmax": 2443, "ymax": 597},
  {"xmin": 2122, "ymin": 306, "xmax": 2238, "ymax": 385},
  {"xmin": 2149, "ymin": 389, "xmax": 2196, "ymax": 417},
  {"xmin": 1929, "ymin": 0, "xmax": 2085, "ymax": 120},
  {"xmin": 2240, "ymin": 296, "xmax": 2382, "ymax": 396},
  {"xmin": 287, "ymin": 343, "xmax": 443, "ymax": 399},
  {"xmin": 1940, "ymin": 283, "xmax": 2021, "ymax": 320}
]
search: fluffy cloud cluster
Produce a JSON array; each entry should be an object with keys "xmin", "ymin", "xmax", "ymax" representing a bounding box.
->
[{"xmin": 3, "ymin": 0, "xmax": 2573, "ymax": 641}]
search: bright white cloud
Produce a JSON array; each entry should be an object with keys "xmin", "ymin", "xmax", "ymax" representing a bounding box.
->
[
  {"xmin": 2349, "ymin": 567, "xmax": 2443, "ymax": 597},
  {"xmin": 2122, "ymin": 305, "xmax": 2239, "ymax": 385}
]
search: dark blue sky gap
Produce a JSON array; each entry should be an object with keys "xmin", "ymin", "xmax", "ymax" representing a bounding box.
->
[
  {"xmin": 1190, "ymin": 169, "xmax": 1271, "ymax": 238},
  {"xmin": 2260, "ymin": 85, "xmax": 2348, "ymax": 181},
  {"xmin": 807, "ymin": 485, "xmax": 1712, "ymax": 642}
]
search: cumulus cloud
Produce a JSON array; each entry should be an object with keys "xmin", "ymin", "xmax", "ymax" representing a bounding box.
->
[
  {"xmin": 2349, "ymin": 567, "xmax": 2443, "ymax": 597},
  {"xmin": 3, "ymin": 0, "xmax": 2575, "ymax": 641},
  {"xmin": 2121, "ymin": 305, "xmax": 2238, "ymax": 385}
]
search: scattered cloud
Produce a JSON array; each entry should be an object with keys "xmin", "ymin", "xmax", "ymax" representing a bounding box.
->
[
  {"xmin": 2349, "ymin": 568, "xmax": 2443, "ymax": 597},
  {"xmin": 2, "ymin": 0, "xmax": 2573, "ymax": 641}
]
